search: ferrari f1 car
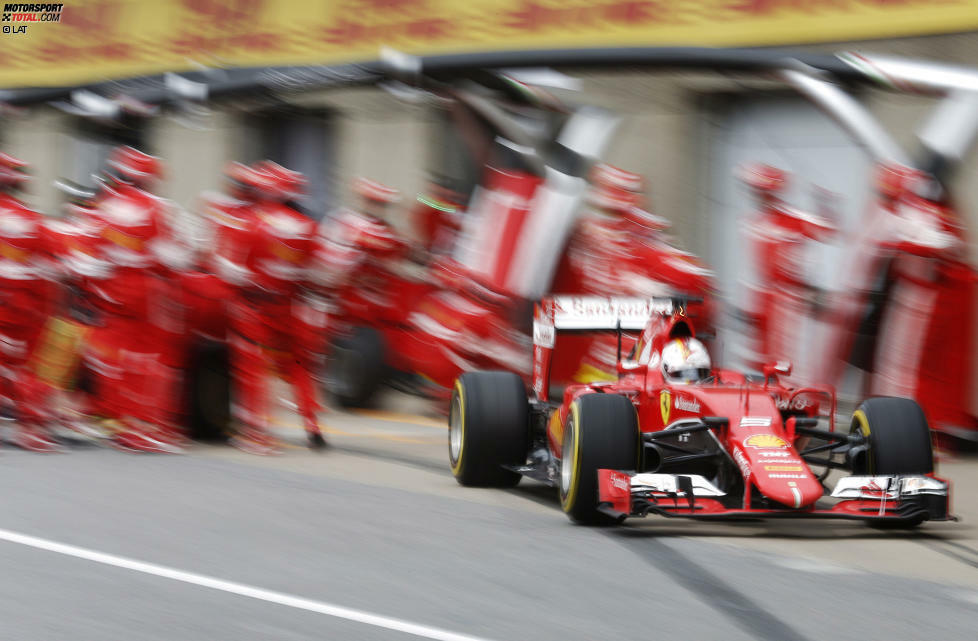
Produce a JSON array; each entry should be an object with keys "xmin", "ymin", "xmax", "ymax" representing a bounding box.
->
[{"xmin": 448, "ymin": 296, "xmax": 952, "ymax": 527}]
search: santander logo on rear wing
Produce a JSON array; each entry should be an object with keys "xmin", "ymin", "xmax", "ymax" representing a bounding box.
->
[
  {"xmin": 535, "ymin": 296, "xmax": 674, "ymax": 342},
  {"xmin": 531, "ymin": 296, "xmax": 676, "ymax": 400}
]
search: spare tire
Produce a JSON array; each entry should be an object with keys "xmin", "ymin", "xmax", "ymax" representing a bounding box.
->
[{"xmin": 326, "ymin": 326, "xmax": 386, "ymax": 408}]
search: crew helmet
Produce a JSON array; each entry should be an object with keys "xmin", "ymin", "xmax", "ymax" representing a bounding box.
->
[
  {"xmin": 0, "ymin": 152, "xmax": 29, "ymax": 192},
  {"xmin": 105, "ymin": 146, "xmax": 162, "ymax": 187}
]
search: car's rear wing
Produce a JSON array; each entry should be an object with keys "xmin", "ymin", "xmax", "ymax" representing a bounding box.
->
[{"xmin": 531, "ymin": 295, "xmax": 686, "ymax": 401}]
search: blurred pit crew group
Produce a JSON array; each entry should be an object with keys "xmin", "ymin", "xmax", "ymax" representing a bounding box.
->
[
  {"xmin": 4, "ymin": 141, "xmax": 972, "ymax": 455},
  {"xmin": 0, "ymin": 145, "xmax": 703, "ymax": 455},
  {"xmin": 0, "ymin": 148, "xmax": 341, "ymax": 455}
]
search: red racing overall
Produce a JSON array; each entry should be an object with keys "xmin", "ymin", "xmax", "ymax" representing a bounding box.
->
[
  {"xmin": 217, "ymin": 162, "xmax": 324, "ymax": 453},
  {"xmin": 0, "ymin": 183, "xmax": 59, "ymax": 451}
]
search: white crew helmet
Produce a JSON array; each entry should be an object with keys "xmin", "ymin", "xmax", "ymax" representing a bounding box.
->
[{"xmin": 661, "ymin": 337, "xmax": 711, "ymax": 383}]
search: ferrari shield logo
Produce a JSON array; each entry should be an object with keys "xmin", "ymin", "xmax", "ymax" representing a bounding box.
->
[{"xmin": 660, "ymin": 390, "xmax": 671, "ymax": 424}]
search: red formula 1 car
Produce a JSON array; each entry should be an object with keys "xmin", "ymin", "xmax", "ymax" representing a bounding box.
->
[{"xmin": 449, "ymin": 295, "xmax": 951, "ymax": 528}]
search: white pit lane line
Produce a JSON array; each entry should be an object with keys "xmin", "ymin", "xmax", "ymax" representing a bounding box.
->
[{"xmin": 0, "ymin": 527, "xmax": 496, "ymax": 641}]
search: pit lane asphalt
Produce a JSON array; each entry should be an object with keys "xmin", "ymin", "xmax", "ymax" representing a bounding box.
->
[{"xmin": 0, "ymin": 392, "xmax": 976, "ymax": 641}]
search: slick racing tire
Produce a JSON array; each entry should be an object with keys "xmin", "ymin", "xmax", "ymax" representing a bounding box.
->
[
  {"xmin": 449, "ymin": 371, "xmax": 528, "ymax": 487},
  {"xmin": 327, "ymin": 326, "xmax": 386, "ymax": 408},
  {"xmin": 560, "ymin": 393, "xmax": 639, "ymax": 525},
  {"xmin": 851, "ymin": 396, "xmax": 934, "ymax": 529},
  {"xmin": 851, "ymin": 397, "xmax": 933, "ymax": 475}
]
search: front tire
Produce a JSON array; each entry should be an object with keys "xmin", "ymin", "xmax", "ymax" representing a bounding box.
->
[
  {"xmin": 559, "ymin": 393, "xmax": 639, "ymax": 524},
  {"xmin": 449, "ymin": 371, "xmax": 528, "ymax": 487},
  {"xmin": 851, "ymin": 396, "xmax": 933, "ymax": 475},
  {"xmin": 851, "ymin": 396, "xmax": 934, "ymax": 528}
]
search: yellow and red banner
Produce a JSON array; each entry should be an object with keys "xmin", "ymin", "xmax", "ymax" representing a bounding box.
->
[{"xmin": 2, "ymin": 0, "xmax": 978, "ymax": 88}]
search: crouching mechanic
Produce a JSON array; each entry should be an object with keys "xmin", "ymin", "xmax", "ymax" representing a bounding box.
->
[
  {"xmin": 0, "ymin": 152, "xmax": 61, "ymax": 451},
  {"xmin": 214, "ymin": 161, "xmax": 325, "ymax": 454}
]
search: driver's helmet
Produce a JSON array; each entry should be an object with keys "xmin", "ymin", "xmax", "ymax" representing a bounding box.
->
[{"xmin": 661, "ymin": 337, "xmax": 711, "ymax": 383}]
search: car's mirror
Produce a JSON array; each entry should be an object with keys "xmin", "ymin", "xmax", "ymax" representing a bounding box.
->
[
  {"xmin": 617, "ymin": 360, "xmax": 647, "ymax": 375},
  {"xmin": 762, "ymin": 361, "xmax": 792, "ymax": 380}
]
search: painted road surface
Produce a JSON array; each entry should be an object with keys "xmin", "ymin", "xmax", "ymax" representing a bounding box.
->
[{"xmin": 0, "ymin": 393, "xmax": 976, "ymax": 640}]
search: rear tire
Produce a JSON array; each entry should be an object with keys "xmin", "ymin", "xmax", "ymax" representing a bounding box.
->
[
  {"xmin": 851, "ymin": 396, "xmax": 934, "ymax": 529},
  {"xmin": 449, "ymin": 371, "xmax": 528, "ymax": 487},
  {"xmin": 327, "ymin": 326, "xmax": 386, "ymax": 408},
  {"xmin": 559, "ymin": 393, "xmax": 639, "ymax": 525}
]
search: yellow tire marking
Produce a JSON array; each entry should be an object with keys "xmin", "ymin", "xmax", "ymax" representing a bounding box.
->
[
  {"xmin": 561, "ymin": 401, "xmax": 583, "ymax": 513},
  {"xmin": 449, "ymin": 380, "xmax": 465, "ymax": 476},
  {"xmin": 852, "ymin": 409, "xmax": 873, "ymax": 474}
]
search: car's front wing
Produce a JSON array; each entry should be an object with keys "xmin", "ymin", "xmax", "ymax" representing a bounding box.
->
[{"xmin": 596, "ymin": 470, "xmax": 953, "ymax": 524}]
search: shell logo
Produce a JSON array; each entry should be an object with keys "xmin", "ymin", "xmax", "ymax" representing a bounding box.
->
[{"xmin": 744, "ymin": 434, "xmax": 789, "ymax": 449}]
